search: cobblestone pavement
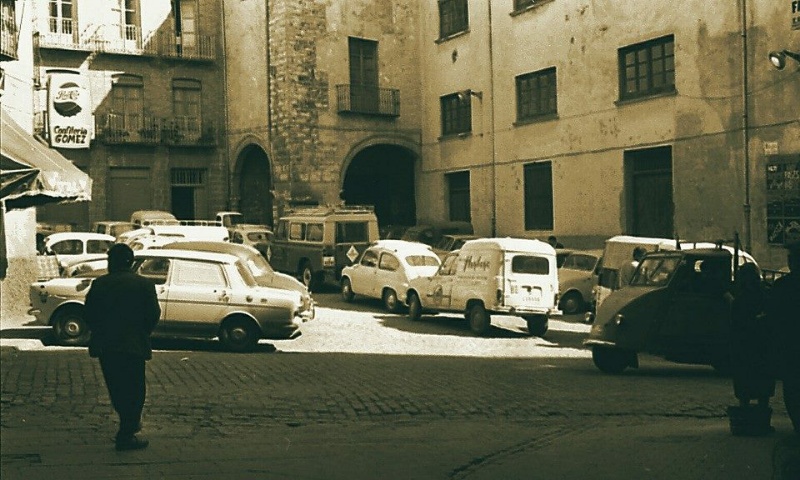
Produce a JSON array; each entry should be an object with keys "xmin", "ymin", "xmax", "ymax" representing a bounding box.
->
[{"xmin": 2, "ymin": 293, "xmax": 798, "ymax": 479}]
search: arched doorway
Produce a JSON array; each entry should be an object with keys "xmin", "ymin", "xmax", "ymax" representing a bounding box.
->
[
  {"xmin": 237, "ymin": 145, "xmax": 273, "ymax": 227},
  {"xmin": 341, "ymin": 144, "xmax": 416, "ymax": 228}
]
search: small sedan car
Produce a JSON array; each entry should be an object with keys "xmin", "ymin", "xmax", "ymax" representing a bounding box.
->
[
  {"xmin": 28, "ymin": 249, "xmax": 310, "ymax": 352},
  {"xmin": 43, "ymin": 232, "xmax": 116, "ymax": 270},
  {"xmin": 340, "ymin": 240, "xmax": 441, "ymax": 312},
  {"xmin": 557, "ymin": 249, "xmax": 603, "ymax": 314},
  {"xmin": 164, "ymin": 241, "xmax": 315, "ymax": 321}
]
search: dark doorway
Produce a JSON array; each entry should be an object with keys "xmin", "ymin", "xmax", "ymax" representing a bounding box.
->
[
  {"xmin": 237, "ymin": 145, "xmax": 273, "ymax": 227},
  {"xmin": 341, "ymin": 145, "xmax": 416, "ymax": 228},
  {"xmin": 626, "ymin": 146, "xmax": 674, "ymax": 238},
  {"xmin": 171, "ymin": 186, "xmax": 195, "ymax": 220}
]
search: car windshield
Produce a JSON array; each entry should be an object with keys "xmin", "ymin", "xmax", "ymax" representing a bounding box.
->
[
  {"xmin": 630, "ymin": 256, "xmax": 682, "ymax": 287},
  {"xmin": 236, "ymin": 261, "xmax": 258, "ymax": 287},
  {"xmin": 435, "ymin": 237, "xmax": 455, "ymax": 251},
  {"xmin": 245, "ymin": 253, "xmax": 275, "ymax": 277},
  {"xmin": 405, "ymin": 255, "xmax": 440, "ymax": 267},
  {"xmin": 561, "ymin": 254, "xmax": 598, "ymax": 271}
]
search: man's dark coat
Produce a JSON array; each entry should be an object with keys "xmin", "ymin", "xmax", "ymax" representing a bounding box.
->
[{"xmin": 84, "ymin": 270, "xmax": 161, "ymax": 359}]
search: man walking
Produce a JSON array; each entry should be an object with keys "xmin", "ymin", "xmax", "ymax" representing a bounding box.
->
[
  {"xmin": 84, "ymin": 243, "xmax": 161, "ymax": 451},
  {"xmin": 768, "ymin": 240, "xmax": 800, "ymax": 435}
]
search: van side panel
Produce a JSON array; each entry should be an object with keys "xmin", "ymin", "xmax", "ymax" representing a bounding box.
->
[{"xmin": 450, "ymin": 249, "xmax": 501, "ymax": 310}]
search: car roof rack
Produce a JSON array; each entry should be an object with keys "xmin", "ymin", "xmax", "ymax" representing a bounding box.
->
[{"xmin": 284, "ymin": 204, "xmax": 375, "ymax": 216}]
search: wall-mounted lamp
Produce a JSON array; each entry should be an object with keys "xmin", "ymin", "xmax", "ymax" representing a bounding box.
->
[
  {"xmin": 768, "ymin": 49, "xmax": 800, "ymax": 70},
  {"xmin": 457, "ymin": 89, "xmax": 483, "ymax": 102}
]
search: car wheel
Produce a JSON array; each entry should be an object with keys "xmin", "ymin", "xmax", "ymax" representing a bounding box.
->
[
  {"xmin": 524, "ymin": 315, "xmax": 548, "ymax": 337},
  {"xmin": 408, "ymin": 292, "xmax": 422, "ymax": 321},
  {"xmin": 592, "ymin": 346, "xmax": 634, "ymax": 374},
  {"xmin": 383, "ymin": 289, "xmax": 399, "ymax": 313},
  {"xmin": 559, "ymin": 291, "xmax": 584, "ymax": 315},
  {"xmin": 467, "ymin": 304, "xmax": 490, "ymax": 335},
  {"xmin": 300, "ymin": 262, "xmax": 317, "ymax": 291},
  {"xmin": 52, "ymin": 306, "xmax": 90, "ymax": 346},
  {"xmin": 341, "ymin": 278, "xmax": 355, "ymax": 302},
  {"xmin": 220, "ymin": 318, "xmax": 259, "ymax": 353}
]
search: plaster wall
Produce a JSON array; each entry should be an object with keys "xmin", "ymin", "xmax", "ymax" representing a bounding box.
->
[{"xmin": 417, "ymin": 0, "xmax": 799, "ymax": 265}]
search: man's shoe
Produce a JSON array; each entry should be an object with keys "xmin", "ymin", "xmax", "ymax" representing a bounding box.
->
[{"xmin": 115, "ymin": 435, "xmax": 149, "ymax": 451}]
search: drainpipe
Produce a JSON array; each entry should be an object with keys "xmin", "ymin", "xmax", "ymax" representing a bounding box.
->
[
  {"xmin": 487, "ymin": 1, "xmax": 497, "ymax": 237},
  {"xmin": 741, "ymin": 0, "xmax": 752, "ymax": 252},
  {"xmin": 220, "ymin": 0, "xmax": 231, "ymax": 210}
]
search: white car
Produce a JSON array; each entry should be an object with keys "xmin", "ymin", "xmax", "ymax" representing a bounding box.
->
[
  {"xmin": 28, "ymin": 249, "xmax": 311, "ymax": 352},
  {"xmin": 340, "ymin": 240, "xmax": 441, "ymax": 312},
  {"xmin": 43, "ymin": 232, "xmax": 116, "ymax": 269}
]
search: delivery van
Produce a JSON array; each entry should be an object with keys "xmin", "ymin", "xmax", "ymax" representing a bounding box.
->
[{"xmin": 405, "ymin": 237, "xmax": 560, "ymax": 336}]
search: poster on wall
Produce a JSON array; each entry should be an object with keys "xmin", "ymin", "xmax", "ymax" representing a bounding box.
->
[
  {"xmin": 766, "ymin": 155, "xmax": 800, "ymax": 245},
  {"xmin": 47, "ymin": 71, "xmax": 92, "ymax": 149}
]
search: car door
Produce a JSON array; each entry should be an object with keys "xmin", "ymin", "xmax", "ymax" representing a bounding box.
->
[
  {"xmin": 426, "ymin": 253, "xmax": 457, "ymax": 310},
  {"xmin": 133, "ymin": 257, "xmax": 171, "ymax": 331},
  {"xmin": 351, "ymin": 249, "xmax": 379, "ymax": 297},
  {"xmin": 662, "ymin": 257, "xmax": 731, "ymax": 355},
  {"xmin": 376, "ymin": 252, "xmax": 401, "ymax": 297},
  {"xmin": 162, "ymin": 259, "xmax": 231, "ymax": 338}
]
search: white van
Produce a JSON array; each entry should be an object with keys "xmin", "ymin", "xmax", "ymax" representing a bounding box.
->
[{"xmin": 405, "ymin": 237, "xmax": 560, "ymax": 336}]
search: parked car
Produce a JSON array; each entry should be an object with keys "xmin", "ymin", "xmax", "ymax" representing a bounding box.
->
[
  {"xmin": 405, "ymin": 237, "xmax": 560, "ymax": 336},
  {"xmin": 129, "ymin": 234, "xmax": 185, "ymax": 251},
  {"xmin": 163, "ymin": 241, "xmax": 315, "ymax": 320},
  {"xmin": 130, "ymin": 210, "xmax": 180, "ymax": 227},
  {"xmin": 28, "ymin": 249, "xmax": 311, "ymax": 352},
  {"xmin": 230, "ymin": 225, "xmax": 273, "ymax": 248},
  {"xmin": 430, "ymin": 234, "xmax": 479, "ymax": 259},
  {"xmin": 340, "ymin": 240, "xmax": 441, "ymax": 312},
  {"xmin": 584, "ymin": 246, "xmax": 758, "ymax": 374},
  {"xmin": 268, "ymin": 205, "xmax": 380, "ymax": 289},
  {"xmin": 91, "ymin": 221, "xmax": 136, "ymax": 238},
  {"xmin": 557, "ymin": 249, "xmax": 603, "ymax": 314},
  {"xmin": 400, "ymin": 221, "xmax": 474, "ymax": 247},
  {"xmin": 42, "ymin": 232, "xmax": 116, "ymax": 270}
]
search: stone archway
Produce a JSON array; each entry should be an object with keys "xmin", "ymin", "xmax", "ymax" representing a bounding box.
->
[
  {"xmin": 341, "ymin": 144, "xmax": 416, "ymax": 228},
  {"xmin": 236, "ymin": 144, "xmax": 273, "ymax": 227}
]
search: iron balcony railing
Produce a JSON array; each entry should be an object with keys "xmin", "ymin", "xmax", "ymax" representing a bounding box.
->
[
  {"xmin": 94, "ymin": 113, "xmax": 217, "ymax": 147},
  {"xmin": 162, "ymin": 116, "xmax": 217, "ymax": 146},
  {"xmin": 37, "ymin": 22, "xmax": 213, "ymax": 60},
  {"xmin": 155, "ymin": 31, "xmax": 216, "ymax": 61},
  {"xmin": 336, "ymin": 84, "xmax": 400, "ymax": 117},
  {"xmin": 96, "ymin": 113, "xmax": 161, "ymax": 145},
  {"xmin": 0, "ymin": 16, "xmax": 18, "ymax": 60}
]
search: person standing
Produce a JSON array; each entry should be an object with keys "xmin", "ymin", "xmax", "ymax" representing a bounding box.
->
[
  {"xmin": 767, "ymin": 240, "xmax": 800, "ymax": 435},
  {"xmin": 618, "ymin": 246, "xmax": 646, "ymax": 289},
  {"xmin": 84, "ymin": 243, "xmax": 161, "ymax": 451},
  {"xmin": 729, "ymin": 263, "xmax": 775, "ymax": 415}
]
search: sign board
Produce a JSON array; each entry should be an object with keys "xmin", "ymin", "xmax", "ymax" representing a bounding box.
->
[
  {"xmin": 766, "ymin": 155, "xmax": 800, "ymax": 245},
  {"xmin": 47, "ymin": 72, "xmax": 91, "ymax": 149},
  {"xmin": 794, "ymin": 0, "xmax": 800, "ymax": 30},
  {"xmin": 764, "ymin": 141, "xmax": 779, "ymax": 156}
]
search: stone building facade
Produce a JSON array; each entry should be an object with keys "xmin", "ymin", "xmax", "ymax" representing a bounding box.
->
[
  {"xmin": 223, "ymin": 0, "xmax": 798, "ymax": 268},
  {"xmin": 30, "ymin": 0, "xmax": 227, "ymax": 227}
]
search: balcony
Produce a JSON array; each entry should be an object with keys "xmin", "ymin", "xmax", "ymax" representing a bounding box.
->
[
  {"xmin": 336, "ymin": 84, "xmax": 400, "ymax": 117},
  {"xmin": 94, "ymin": 113, "xmax": 217, "ymax": 147},
  {"xmin": 155, "ymin": 31, "xmax": 216, "ymax": 61},
  {"xmin": 162, "ymin": 117, "xmax": 217, "ymax": 147},
  {"xmin": 96, "ymin": 113, "xmax": 161, "ymax": 145},
  {"xmin": 36, "ymin": 21, "xmax": 214, "ymax": 61},
  {"xmin": 0, "ymin": 14, "xmax": 18, "ymax": 60}
]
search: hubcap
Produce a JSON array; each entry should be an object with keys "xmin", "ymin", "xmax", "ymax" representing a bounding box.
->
[
  {"xmin": 65, "ymin": 319, "xmax": 81, "ymax": 336},
  {"xmin": 230, "ymin": 327, "xmax": 247, "ymax": 343}
]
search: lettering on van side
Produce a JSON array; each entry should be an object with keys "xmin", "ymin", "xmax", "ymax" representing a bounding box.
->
[{"xmin": 462, "ymin": 255, "xmax": 491, "ymax": 272}]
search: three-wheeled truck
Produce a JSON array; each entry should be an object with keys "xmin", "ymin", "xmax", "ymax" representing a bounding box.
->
[{"xmin": 584, "ymin": 246, "xmax": 759, "ymax": 374}]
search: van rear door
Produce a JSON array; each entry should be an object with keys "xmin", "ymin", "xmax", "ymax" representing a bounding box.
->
[{"xmin": 503, "ymin": 252, "xmax": 556, "ymax": 311}]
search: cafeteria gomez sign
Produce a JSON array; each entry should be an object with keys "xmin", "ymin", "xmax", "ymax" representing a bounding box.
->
[{"xmin": 47, "ymin": 72, "xmax": 92, "ymax": 149}]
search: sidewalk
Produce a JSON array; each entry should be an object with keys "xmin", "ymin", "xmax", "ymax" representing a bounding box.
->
[{"xmin": 2, "ymin": 400, "xmax": 798, "ymax": 479}]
